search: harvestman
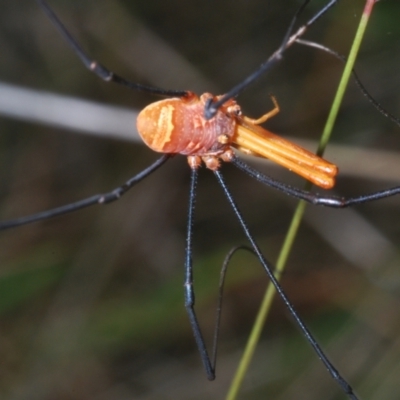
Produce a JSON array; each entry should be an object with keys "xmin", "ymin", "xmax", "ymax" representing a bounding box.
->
[{"xmin": 1, "ymin": 1, "xmax": 400, "ymax": 399}]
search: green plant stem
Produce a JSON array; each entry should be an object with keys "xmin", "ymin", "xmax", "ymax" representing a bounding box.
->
[{"xmin": 226, "ymin": 1, "xmax": 377, "ymax": 399}]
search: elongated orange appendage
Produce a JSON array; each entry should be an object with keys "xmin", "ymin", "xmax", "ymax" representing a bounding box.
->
[{"xmin": 233, "ymin": 119, "xmax": 337, "ymax": 189}]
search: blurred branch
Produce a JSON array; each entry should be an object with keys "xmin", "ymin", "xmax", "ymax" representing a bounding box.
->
[
  {"xmin": 1, "ymin": 81, "xmax": 399, "ymax": 184},
  {"xmin": 0, "ymin": 82, "xmax": 139, "ymax": 142}
]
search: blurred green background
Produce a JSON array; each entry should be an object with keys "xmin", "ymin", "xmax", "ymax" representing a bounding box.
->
[{"xmin": 0, "ymin": 0, "xmax": 400, "ymax": 399}]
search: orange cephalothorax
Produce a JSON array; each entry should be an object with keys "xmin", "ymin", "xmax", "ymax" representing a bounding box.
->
[{"xmin": 137, "ymin": 92, "xmax": 338, "ymax": 188}]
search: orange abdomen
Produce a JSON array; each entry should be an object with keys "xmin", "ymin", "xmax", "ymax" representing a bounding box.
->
[{"xmin": 136, "ymin": 95, "xmax": 236, "ymax": 156}]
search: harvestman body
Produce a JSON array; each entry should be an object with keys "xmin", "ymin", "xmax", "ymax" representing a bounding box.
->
[
  {"xmin": 1, "ymin": 1, "xmax": 400, "ymax": 399},
  {"xmin": 137, "ymin": 92, "xmax": 337, "ymax": 188}
]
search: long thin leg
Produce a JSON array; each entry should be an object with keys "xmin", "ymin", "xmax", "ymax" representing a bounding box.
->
[
  {"xmin": 214, "ymin": 169, "xmax": 358, "ymax": 400},
  {"xmin": 36, "ymin": 0, "xmax": 188, "ymax": 98},
  {"xmin": 205, "ymin": 0, "xmax": 339, "ymax": 119},
  {"xmin": 295, "ymin": 38, "xmax": 400, "ymax": 127},
  {"xmin": 0, "ymin": 155, "xmax": 170, "ymax": 230},
  {"xmin": 185, "ymin": 179, "xmax": 255, "ymax": 378},
  {"xmin": 211, "ymin": 245, "xmax": 255, "ymax": 370},
  {"xmin": 184, "ymin": 168, "xmax": 215, "ymax": 380},
  {"xmin": 232, "ymin": 155, "xmax": 400, "ymax": 207}
]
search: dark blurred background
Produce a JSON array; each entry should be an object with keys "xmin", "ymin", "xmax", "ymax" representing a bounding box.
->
[{"xmin": 0, "ymin": 0, "xmax": 399, "ymax": 399}]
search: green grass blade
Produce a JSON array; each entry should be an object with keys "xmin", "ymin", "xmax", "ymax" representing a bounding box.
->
[{"xmin": 226, "ymin": 1, "xmax": 378, "ymax": 398}]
